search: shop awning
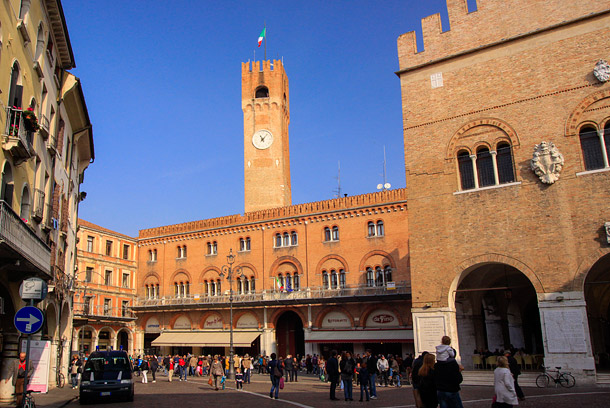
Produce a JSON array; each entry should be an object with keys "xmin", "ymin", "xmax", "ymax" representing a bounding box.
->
[
  {"xmin": 305, "ymin": 330, "xmax": 413, "ymax": 343},
  {"xmin": 151, "ymin": 331, "xmax": 260, "ymax": 347}
]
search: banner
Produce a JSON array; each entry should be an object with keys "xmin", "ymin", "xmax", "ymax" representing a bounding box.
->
[{"xmin": 21, "ymin": 340, "xmax": 51, "ymax": 393}]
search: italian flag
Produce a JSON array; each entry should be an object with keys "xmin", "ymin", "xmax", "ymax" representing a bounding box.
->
[{"xmin": 258, "ymin": 27, "xmax": 266, "ymax": 47}]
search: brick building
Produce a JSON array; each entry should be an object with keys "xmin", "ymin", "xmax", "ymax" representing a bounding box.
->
[
  {"xmin": 396, "ymin": 0, "xmax": 610, "ymax": 381},
  {"xmin": 72, "ymin": 220, "xmax": 137, "ymax": 355},
  {"xmin": 132, "ymin": 60, "xmax": 413, "ymax": 359}
]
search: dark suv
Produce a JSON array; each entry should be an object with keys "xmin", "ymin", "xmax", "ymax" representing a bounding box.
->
[{"xmin": 79, "ymin": 351, "xmax": 134, "ymax": 404}]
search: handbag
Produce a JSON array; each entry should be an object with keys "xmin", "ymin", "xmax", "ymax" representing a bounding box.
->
[
  {"xmin": 208, "ymin": 376, "xmax": 213, "ymax": 386},
  {"xmin": 320, "ymin": 374, "xmax": 326, "ymax": 382},
  {"xmin": 273, "ymin": 365, "xmax": 282, "ymax": 378},
  {"xmin": 279, "ymin": 376, "xmax": 284, "ymax": 389}
]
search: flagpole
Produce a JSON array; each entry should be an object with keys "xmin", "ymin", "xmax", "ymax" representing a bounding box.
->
[{"xmin": 264, "ymin": 22, "xmax": 267, "ymax": 61}]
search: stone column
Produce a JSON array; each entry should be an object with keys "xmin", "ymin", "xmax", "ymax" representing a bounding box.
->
[
  {"xmin": 490, "ymin": 151, "xmax": 499, "ymax": 185},
  {"xmin": 598, "ymin": 130, "xmax": 609, "ymax": 168},
  {"xmin": 469, "ymin": 155, "xmax": 479, "ymax": 189},
  {"xmin": 537, "ymin": 292, "xmax": 596, "ymax": 384},
  {"xmin": 412, "ymin": 307, "xmax": 460, "ymax": 362},
  {"xmin": 304, "ymin": 328, "xmax": 313, "ymax": 356},
  {"xmin": 0, "ymin": 333, "xmax": 20, "ymax": 404}
]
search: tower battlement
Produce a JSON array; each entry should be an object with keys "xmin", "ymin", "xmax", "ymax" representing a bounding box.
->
[
  {"xmin": 397, "ymin": 0, "xmax": 610, "ymax": 71},
  {"xmin": 242, "ymin": 59, "xmax": 285, "ymax": 74}
]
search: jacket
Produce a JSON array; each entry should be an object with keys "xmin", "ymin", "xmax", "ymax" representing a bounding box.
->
[
  {"xmin": 494, "ymin": 367, "xmax": 518, "ymax": 405},
  {"xmin": 12, "ymin": 359, "xmax": 33, "ymax": 386},
  {"xmin": 326, "ymin": 356, "xmax": 339, "ymax": 379},
  {"xmin": 210, "ymin": 360, "xmax": 224, "ymax": 376},
  {"xmin": 340, "ymin": 358, "xmax": 355, "ymax": 380},
  {"xmin": 433, "ymin": 360, "xmax": 462, "ymax": 392}
]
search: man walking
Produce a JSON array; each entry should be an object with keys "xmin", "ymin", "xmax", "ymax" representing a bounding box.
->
[
  {"xmin": 365, "ymin": 350, "xmax": 378, "ymax": 400},
  {"xmin": 326, "ymin": 350, "xmax": 340, "ymax": 401}
]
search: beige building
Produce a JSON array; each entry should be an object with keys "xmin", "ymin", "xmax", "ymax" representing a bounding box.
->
[
  {"xmin": 0, "ymin": 0, "xmax": 93, "ymax": 399},
  {"xmin": 73, "ymin": 220, "xmax": 137, "ymax": 356},
  {"xmin": 396, "ymin": 0, "xmax": 610, "ymax": 382}
]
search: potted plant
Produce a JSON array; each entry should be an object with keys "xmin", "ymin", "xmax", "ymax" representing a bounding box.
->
[{"xmin": 22, "ymin": 107, "xmax": 40, "ymax": 132}]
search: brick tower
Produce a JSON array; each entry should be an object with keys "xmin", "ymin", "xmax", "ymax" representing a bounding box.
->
[{"xmin": 242, "ymin": 59, "xmax": 291, "ymax": 213}]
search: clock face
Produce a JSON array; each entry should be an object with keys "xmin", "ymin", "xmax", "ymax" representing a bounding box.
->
[{"xmin": 252, "ymin": 130, "xmax": 273, "ymax": 150}]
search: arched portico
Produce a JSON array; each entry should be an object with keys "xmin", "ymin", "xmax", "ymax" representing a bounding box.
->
[{"xmin": 584, "ymin": 253, "xmax": 610, "ymax": 370}]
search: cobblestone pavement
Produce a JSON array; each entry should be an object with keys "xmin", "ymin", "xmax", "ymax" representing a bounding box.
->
[{"xmin": 33, "ymin": 372, "xmax": 610, "ymax": 408}]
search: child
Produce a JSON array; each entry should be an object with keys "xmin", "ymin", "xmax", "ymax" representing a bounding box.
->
[
  {"xmin": 235, "ymin": 368, "xmax": 244, "ymax": 390},
  {"xmin": 436, "ymin": 335, "xmax": 456, "ymax": 362},
  {"xmin": 359, "ymin": 362, "xmax": 371, "ymax": 402}
]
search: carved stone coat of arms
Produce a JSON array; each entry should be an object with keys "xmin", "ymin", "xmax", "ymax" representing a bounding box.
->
[{"xmin": 531, "ymin": 141, "xmax": 564, "ymax": 184}]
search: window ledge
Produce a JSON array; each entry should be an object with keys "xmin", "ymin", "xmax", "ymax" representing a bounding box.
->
[
  {"xmin": 238, "ymin": 249, "xmax": 251, "ymax": 253},
  {"xmin": 366, "ymin": 235, "xmax": 384, "ymax": 239},
  {"xmin": 205, "ymin": 253, "xmax": 217, "ymax": 257},
  {"xmin": 323, "ymin": 239, "xmax": 339, "ymax": 244},
  {"xmin": 576, "ymin": 167, "xmax": 610, "ymax": 177},
  {"xmin": 453, "ymin": 181, "xmax": 521, "ymax": 195},
  {"xmin": 274, "ymin": 244, "xmax": 298, "ymax": 249}
]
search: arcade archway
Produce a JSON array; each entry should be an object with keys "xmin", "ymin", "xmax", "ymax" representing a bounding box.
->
[
  {"xmin": 275, "ymin": 311, "xmax": 304, "ymax": 358},
  {"xmin": 584, "ymin": 253, "xmax": 610, "ymax": 369},
  {"xmin": 454, "ymin": 263, "xmax": 543, "ymax": 368}
]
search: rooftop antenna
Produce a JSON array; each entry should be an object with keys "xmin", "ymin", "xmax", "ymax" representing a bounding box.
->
[
  {"xmin": 333, "ymin": 161, "xmax": 342, "ymax": 198},
  {"xmin": 377, "ymin": 146, "xmax": 391, "ymax": 192}
]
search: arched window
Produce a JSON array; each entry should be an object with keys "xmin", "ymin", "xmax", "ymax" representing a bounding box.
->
[
  {"xmin": 384, "ymin": 265, "xmax": 393, "ymax": 284},
  {"xmin": 1, "ymin": 162, "xmax": 13, "ymax": 206},
  {"xmin": 216, "ymin": 279, "xmax": 222, "ymax": 295},
  {"xmin": 366, "ymin": 267, "xmax": 374, "ymax": 287},
  {"xmin": 293, "ymin": 273, "xmax": 300, "ymax": 291},
  {"xmin": 212, "ymin": 241, "xmax": 217, "ymax": 254},
  {"xmin": 496, "ymin": 142, "xmax": 515, "ymax": 183},
  {"xmin": 239, "ymin": 238, "xmax": 245, "ymax": 251},
  {"xmin": 375, "ymin": 266, "xmax": 383, "ymax": 287},
  {"xmin": 291, "ymin": 231, "xmax": 298, "ymax": 246},
  {"xmin": 476, "ymin": 147, "xmax": 495, "ymax": 187},
  {"xmin": 332, "ymin": 226, "xmax": 339, "ymax": 241},
  {"xmin": 174, "ymin": 282, "xmax": 179, "ymax": 297},
  {"xmin": 277, "ymin": 274, "xmax": 284, "ymax": 291},
  {"xmin": 330, "ymin": 270, "xmax": 338, "ymax": 289},
  {"xmin": 19, "ymin": 0, "xmax": 31, "ymax": 19},
  {"xmin": 250, "ymin": 276, "xmax": 255, "ymax": 293},
  {"xmin": 324, "ymin": 227, "xmax": 331, "ymax": 242},
  {"xmin": 35, "ymin": 23, "xmax": 44, "ymax": 61},
  {"xmin": 605, "ymin": 122, "xmax": 610, "ymax": 162},
  {"xmin": 245, "ymin": 237, "xmax": 251, "ymax": 250},
  {"xmin": 367, "ymin": 221, "xmax": 376, "ymax": 237},
  {"xmin": 458, "ymin": 150, "xmax": 475, "ymax": 190},
  {"xmin": 275, "ymin": 233, "xmax": 282, "ymax": 247},
  {"xmin": 322, "ymin": 270, "xmax": 329, "ymax": 289},
  {"xmin": 255, "ymin": 86, "xmax": 269, "ymax": 98},
  {"xmin": 8, "ymin": 61, "xmax": 22, "ymax": 108},
  {"xmin": 286, "ymin": 274, "xmax": 292, "ymax": 291},
  {"xmin": 204, "ymin": 280, "xmax": 210, "ymax": 296},
  {"xmin": 376, "ymin": 221, "xmax": 384, "ymax": 237},
  {"xmin": 145, "ymin": 285, "xmax": 150, "ymax": 299},
  {"xmin": 237, "ymin": 277, "xmax": 243, "ymax": 294},
  {"xmin": 339, "ymin": 269, "xmax": 346, "ymax": 288},
  {"xmin": 580, "ymin": 126, "xmax": 605, "ymax": 170},
  {"xmin": 20, "ymin": 185, "xmax": 30, "ymax": 222},
  {"xmin": 283, "ymin": 232, "xmax": 290, "ymax": 247}
]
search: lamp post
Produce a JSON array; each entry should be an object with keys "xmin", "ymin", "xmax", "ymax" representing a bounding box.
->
[{"xmin": 219, "ymin": 249, "xmax": 242, "ymax": 379}]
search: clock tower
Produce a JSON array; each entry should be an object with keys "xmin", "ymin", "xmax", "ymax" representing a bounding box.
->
[{"xmin": 242, "ymin": 59, "xmax": 292, "ymax": 213}]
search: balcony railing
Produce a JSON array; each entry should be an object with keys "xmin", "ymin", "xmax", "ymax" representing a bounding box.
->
[
  {"xmin": 0, "ymin": 200, "xmax": 51, "ymax": 275},
  {"xmin": 135, "ymin": 281, "xmax": 410, "ymax": 308},
  {"xmin": 73, "ymin": 303, "xmax": 136, "ymax": 319},
  {"xmin": 3, "ymin": 107, "xmax": 34, "ymax": 161},
  {"xmin": 32, "ymin": 189, "xmax": 45, "ymax": 222}
]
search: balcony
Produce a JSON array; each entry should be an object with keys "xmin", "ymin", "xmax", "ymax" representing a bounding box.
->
[
  {"xmin": 32, "ymin": 189, "xmax": 45, "ymax": 223},
  {"xmin": 0, "ymin": 200, "xmax": 51, "ymax": 276},
  {"xmin": 3, "ymin": 108, "xmax": 34, "ymax": 162},
  {"xmin": 38, "ymin": 114, "xmax": 49, "ymax": 139},
  {"xmin": 73, "ymin": 303, "xmax": 137, "ymax": 321},
  {"xmin": 134, "ymin": 281, "xmax": 411, "ymax": 310}
]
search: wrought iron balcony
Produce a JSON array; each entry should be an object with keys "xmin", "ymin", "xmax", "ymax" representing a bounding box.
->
[
  {"xmin": 0, "ymin": 200, "xmax": 51, "ymax": 276},
  {"xmin": 134, "ymin": 281, "xmax": 411, "ymax": 309},
  {"xmin": 73, "ymin": 303, "xmax": 136, "ymax": 320},
  {"xmin": 3, "ymin": 107, "xmax": 34, "ymax": 162}
]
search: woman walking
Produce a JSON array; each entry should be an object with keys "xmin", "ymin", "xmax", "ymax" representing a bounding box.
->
[
  {"xmin": 209, "ymin": 355, "xmax": 224, "ymax": 391},
  {"xmin": 69, "ymin": 355, "xmax": 81, "ymax": 389},
  {"xmin": 340, "ymin": 351, "xmax": 356, "ymax": 401},
  {"xmin": 417, "ymin": 354, "xmax": 438, "ymax": 408},
  {"xmin": 268, "ymin": 353, "xmax": 283, "ymax": 399},
  {"xmin": 494, "ymin": 356, "xmax": 518, "ymax": 407},
  {"xmin": 140, "ymin": 357, "xmax": 149, "ymax": 384}
]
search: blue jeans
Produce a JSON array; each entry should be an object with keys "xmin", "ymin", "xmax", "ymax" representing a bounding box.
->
[
  {"xmin": 360, "ymin": 381, "xmax": 370, "ymax": 401},
  {"xmin": 343, "ymin": 378, "xmax": 353, "ymax": 400},
  {"xmin": 71, "ymin": 374, "xmax": 78, "ymax": 388},
  {"xmin": 270, "ymin": 376, "xmax": 280, "ymax": 398},
  {"xmin": 437, "ymin": 390, "xmax": 464, "ymax": 408},
  {"xmin": 370, "ymin": 373, "xmax": 377, "ymax": 397},
  {"xmin": 179, "ymin": 366, "xmax": 187, "ymax": 380}
]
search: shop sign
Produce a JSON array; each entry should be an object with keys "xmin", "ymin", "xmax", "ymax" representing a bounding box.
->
[
  {"xmin": 237, "ymin": 313, "xmax": 258, "ymax": 328},
  {"xmin": 321, "ymin": 311, "xmax": 351, "ymax": 328},
  {"xmin": 145, "ymin": 317, "xmax": 161, "ymax": 333},
  {"xmin": 204, "ymin": 315, "xmax": 223, "ymax": 328},
  {"xmin": 366, "ymin": 309, "xmax": 398, "ymax": 327},
  {"xmin": 173, "ymin": 316, "xmax": 191, "ymax": 329}
]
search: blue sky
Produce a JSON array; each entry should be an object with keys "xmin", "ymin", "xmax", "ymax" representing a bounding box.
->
[{"xmin": 63, "ymin": 0, "xmax": 473, "ymax": 237}]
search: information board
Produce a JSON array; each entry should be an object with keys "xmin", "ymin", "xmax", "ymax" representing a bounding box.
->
[{"xmin": 21, "ymin": 340, "xmax": 51, "ymax": 393}]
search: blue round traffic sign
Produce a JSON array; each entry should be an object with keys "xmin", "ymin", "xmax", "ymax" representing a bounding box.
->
[{"xmin": 14, "ymin": 306, "xmax": 44, "ymax": 334}]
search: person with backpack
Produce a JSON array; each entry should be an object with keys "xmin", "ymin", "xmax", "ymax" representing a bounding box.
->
[
  {"xmin": 268, "ymin": 353, "xmax": 283, "ymax": 399},
  {"xmin": 340, "ymin": 351, "xmax": 356, "ymax": 401},
  {"xmin": 140, "ymin": 356, "xmax": 149, "ymax": 384}
]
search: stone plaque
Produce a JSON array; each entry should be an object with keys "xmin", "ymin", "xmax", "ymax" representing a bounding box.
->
[
  {"xmin": 416, "ymin": 315, "xmax": 446, "ymax": 353},
  {"xmin": 204, "ymin": 314, "xmax": 223, "ymax": 328},
  {"xmin": 544, "ymin": 309, "xmax": 587, "ymax": 353},
  {"xmin": 236, "ymin": 313, "xmax": 258, "ymax": 328},
  {"xmin": 321, "ymin": 311, "xmax": 351, "ymax": 328}
]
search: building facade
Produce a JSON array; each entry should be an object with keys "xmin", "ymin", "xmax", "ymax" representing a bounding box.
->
[
  {"xmin": 396, "ymin": 0, "xmax": 610, "ymax": 382},
  {"xmin": 0, "ymin": 0, "xmax": 93, "ymax": 399},
  {"xmin": 133, "ymin": 60, "xmax": 412, "ymax": 359},
  {"xmin": 72, "ymin": 220, "xmax": 137, "ymax": 356}
]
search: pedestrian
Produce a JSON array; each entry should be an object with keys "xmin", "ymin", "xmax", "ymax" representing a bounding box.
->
[
  {"xmin": 140, "ymin": 356, "xmax": 149, "ymax": 384},
  {"xmin": 179, "ymin": 355, "xmax": 187, "ymax": 381},
  {"xmin": 8, "ymin": 352, "xmax": 33, "ymax": 408},
  {"xmin": 504, "ymin": 351, "xmax": 524, "ymax": 401},
  {"xmin": 377, "ymin": 355, "xmax": 389, "ymax": 387},
  {"xmin": 163, "ymin": 355, "xmax": 170, "ymax": 376},
  {"xmin": 358, "ymin": 361, "xmax": 371, "ymax": 402},
  {"xmin": 417, "ymin": 354, "xmax": 438, "ymax": 408},
  {"xmin": 210, "ymin": 355, "xmax": 224, "ymax": 391},
  {"xmin": 292, "ymin": 356, "xmax": 299, "ymax": 382},
  {"xmin": 365, "ymin": 350, "xmax": 378, "ymax": 399},
  {"xmin": 268, "ymin": 353, "xmax": 283, "ymax": 400},
  {"xmin": 189, "ymin": 354, "xmax": 198, "ymax": 377},
  {"xmin": 149, "ymin": 356, "xmax": 158, "ymax": 383},
  {"xmin": 168, "ymin": 359, "xmax": 174, "ymax": 382},
  {"xmin": 389, "ymin": 355, "xmax": 400, "ymax": 386},
  {"xmin": 412, "ymin": 351, "xmax": 429, "ymax": 408},
  {"xmin": 235, "ymin": 368, "xmax": 244, "ymax": 390},
  {"xmin": 494, "ymin": 356, "xmax": 518, "ymax": 408},
  {"xmin": 340, "ymin": 351, "xmax": 356, "ymax": 401},
  {"xmin": 69, "ymin": 354, "xmax": 82, "ymax": 389},
  {"xmin": 436, "ymin": 336, "xmax": 456, "ymax": 363},
  {"xmin": 326, "ymin": 350, "xmax": 340, "ymax": 401},
  {"xmin": 318, "ymin": 356, "xmax": 326, "ymax": 380},
  {"xmin": 434, "ymin": 356, "xmax": 464, "ymax": 408},
  {"xmin": 284, "ymin": 354, "xmax": 293, "ymax": 381},
  {"xmin": 242, "ymin": 354, "xmax": 252, "ymax": 383}
]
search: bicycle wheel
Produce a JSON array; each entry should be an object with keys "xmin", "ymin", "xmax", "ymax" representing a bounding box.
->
[
  {"xmin": 57, "ymin": 373, "xmax": 65, "ymax": 388},
  {"xmin": 558, "ymin": 373, "xmax": 575, "ymax": 388},
  {"xmin": 536, "ymin": 373, "xmax": 550, "ymax": 388}
]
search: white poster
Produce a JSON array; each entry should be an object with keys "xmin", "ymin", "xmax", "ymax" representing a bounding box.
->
[
  {"xmin": 20, "ymin": 340, "xmax": 51, "ymax": 393},
  {"xmin": 544, "ymin": 309, "xmax": 587, "ymax": 353}
]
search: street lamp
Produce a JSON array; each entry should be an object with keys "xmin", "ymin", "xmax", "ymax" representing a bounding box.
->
[{"xmin": 219, "ymin": 249, "xmax": 243, "ymax": 379}]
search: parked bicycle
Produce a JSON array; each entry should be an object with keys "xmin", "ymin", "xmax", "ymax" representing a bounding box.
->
[
  {"xmin": 15, "ymin": 390, "xmax": 39, "ymax": 408},
  {"xmin": 536, "ymin": 366, "xmax": 575, "ymax": 388},
  {"xmin": 55, "ymin": 367, "xmax": 65, "ymax": 388}
]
